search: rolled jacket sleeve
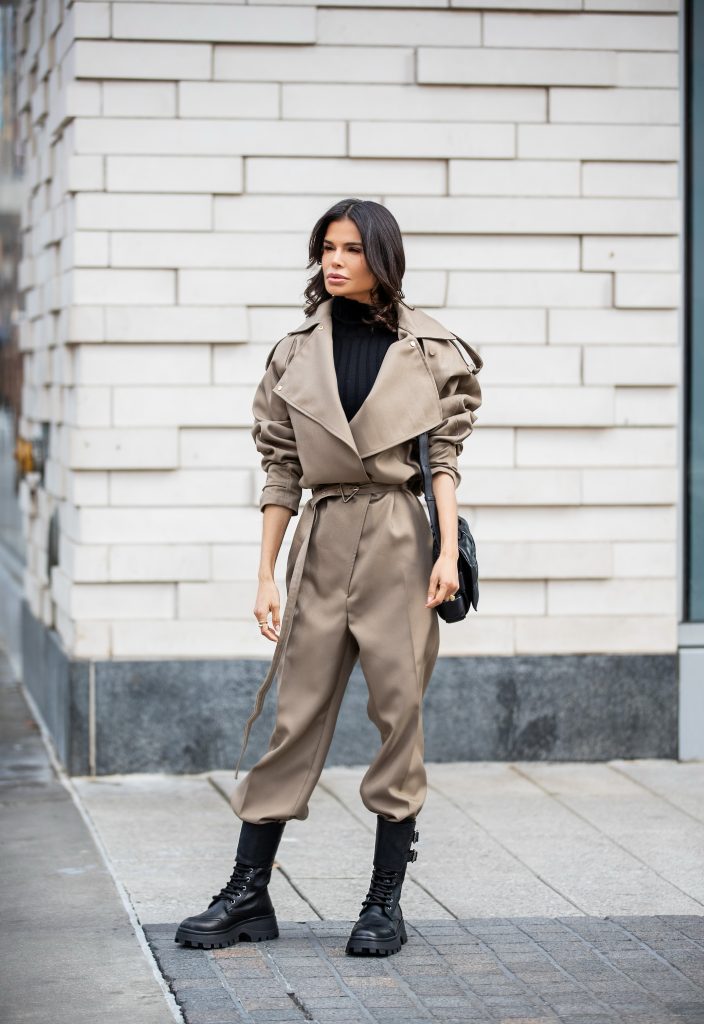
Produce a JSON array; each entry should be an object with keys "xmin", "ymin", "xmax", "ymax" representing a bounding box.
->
[
  {"xmin": 427, "ymin": 338, "xmax": 483, "ymax": 489},
  {"xmin": 251, "ymin": 336, "xmax": 303, "ymax": 515}
]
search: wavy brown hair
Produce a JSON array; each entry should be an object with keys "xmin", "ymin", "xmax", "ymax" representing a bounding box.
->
[{"xmin": 303, "ymin": 198, "xmax": 406, "ymax": 332}]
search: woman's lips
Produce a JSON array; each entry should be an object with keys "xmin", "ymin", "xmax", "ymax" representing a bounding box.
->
[{"xmin": 327, "ymin": 275, "xmax": 348, "ymax": 281}]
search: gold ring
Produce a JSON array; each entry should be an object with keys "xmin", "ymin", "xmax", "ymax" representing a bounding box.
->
[{"xmin": 257, "ymin": 620, "xmax": 268, "ymax": 626}]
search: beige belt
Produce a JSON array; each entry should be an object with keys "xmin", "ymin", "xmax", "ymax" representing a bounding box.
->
[{"xmin": 234, "ymin": 481, "xmax": 412, "ymax": 777}]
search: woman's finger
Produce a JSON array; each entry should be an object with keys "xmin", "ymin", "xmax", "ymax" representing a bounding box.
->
[{"xmin": 427, "ymin": 578, "xmax": 450, "ymax": 608}]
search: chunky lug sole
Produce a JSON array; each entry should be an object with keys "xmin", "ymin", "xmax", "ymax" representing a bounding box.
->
[
  {"xmin": 345, "ymin": 919, "xmax": 408, "ymax": 957},
  {"xmin": 174, "ymin": 913, "xmax": 279, "ymax": 950}
]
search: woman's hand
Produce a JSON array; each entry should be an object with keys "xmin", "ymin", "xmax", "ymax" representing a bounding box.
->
[
  {"xmin": 426, "ymin": 552, "xmax": 459, "ymax": 609},
  {"xmin": 254, "ymin": 578, "xmax": 282, "ymax": 642},
  {"xmin": 255, "ymin": 504, "xmax": 294, "ymax": 642}
]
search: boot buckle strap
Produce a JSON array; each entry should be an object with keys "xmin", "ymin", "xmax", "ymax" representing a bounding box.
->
[{"xmin": 407, "ymin": 848, "xmax": 418, "ymax": 862}]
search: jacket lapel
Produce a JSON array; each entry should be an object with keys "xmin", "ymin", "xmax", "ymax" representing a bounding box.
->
[
  {"xmin": 274, "ymin": 299, "xmax": 359, "ymax": 458},
  {"xmin": 275, "ymin": 297, "xmax": 453, "ymax": 462},
  {"xmin": 348, "ymin": 322, "xmax": 443, "ymax": 459}
]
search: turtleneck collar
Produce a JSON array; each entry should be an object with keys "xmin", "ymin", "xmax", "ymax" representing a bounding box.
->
[{"xmin": 331, "ymin": 293, "xmax": 376, "ymax": 325}]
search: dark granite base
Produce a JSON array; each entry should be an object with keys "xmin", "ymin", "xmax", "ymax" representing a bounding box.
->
[
  {"xmin": 20, "ymin": 600, "xmax": 678, "ymax": 776},
  {"xmin": 21, "ymin": 599, "xmax": 90, "ymax": 774}
]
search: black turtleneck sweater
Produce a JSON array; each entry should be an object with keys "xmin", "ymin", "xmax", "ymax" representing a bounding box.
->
[{"xmin": 331, "ymin": 294, "xmax": 398, "ymax": 421}]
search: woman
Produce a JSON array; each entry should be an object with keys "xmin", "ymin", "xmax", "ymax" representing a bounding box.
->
[{"xmin": 175, "ymin": 198, "xmax": 483, "ymax": 957}]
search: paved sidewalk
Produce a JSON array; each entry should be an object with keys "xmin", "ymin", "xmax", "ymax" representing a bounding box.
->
[
  {"xmin": 72, "ymin": 758, "xmax": 704, "ymax": 1024},
  {"xmin": 0, "ymin": 648, "xmax": 178, "ymax": 1024},
  {"xmin": 144, "ymin": 915, "xmax": 704, "ymax": 1024},
  {"xmin": 3, "ymin": 637, "xmax": 703, "ymax": 1024}
]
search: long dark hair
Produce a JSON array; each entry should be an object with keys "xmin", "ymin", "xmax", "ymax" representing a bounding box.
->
[{"xmin": 303, "ymin": 198, "xmax": 406, "ymax": 331}]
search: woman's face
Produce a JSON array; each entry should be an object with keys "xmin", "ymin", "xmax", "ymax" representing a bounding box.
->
[{"xmin": 321, "ymin": 217, "xmax": 378, "ymax": 304}]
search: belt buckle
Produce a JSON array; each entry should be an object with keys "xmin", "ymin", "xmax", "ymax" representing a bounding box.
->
[{"xmin": 339, "ymin": 483, "xmax": 360, "ymax": 502}]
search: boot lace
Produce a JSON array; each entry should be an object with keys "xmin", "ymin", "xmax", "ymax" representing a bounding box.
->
[
  {"xmin": 211, "ymin": 863, "xmax": 254, "ymax": 905},
  {"xmin": 362, "ymin": 867, "xmax": 400, "ymax": 910}
]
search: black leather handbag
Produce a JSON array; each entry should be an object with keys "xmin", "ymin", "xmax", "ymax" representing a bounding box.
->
[{"xmin": 417, "ymin": 424, "xmax": 479, "ymax": 623}]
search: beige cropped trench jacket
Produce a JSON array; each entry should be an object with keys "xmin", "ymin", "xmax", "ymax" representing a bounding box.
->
[{"xmin": 252, "ymin": 297, "xmax": 484, "ymax": 513}]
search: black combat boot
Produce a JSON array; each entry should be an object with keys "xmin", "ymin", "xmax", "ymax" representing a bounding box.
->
[
  {"xmin": 175, "ymin": 820, "xmax": 285, "ymax": 949},
  {"xmin": 345, "ymin": 815, "xmax": 419, "ymax": 956}
]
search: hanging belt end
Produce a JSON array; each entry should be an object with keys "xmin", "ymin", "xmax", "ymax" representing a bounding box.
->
[{"xmin": 233, "ymin": 734, "xmax": 248, "ymax": 779}]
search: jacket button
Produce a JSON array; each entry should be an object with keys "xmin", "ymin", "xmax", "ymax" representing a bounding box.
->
[
  {"xmin": 276, "ymin": 384, "xmax": 283, "ymax": 390},
  {"xmin": 409, "ymin": 340, "xmax": 416, "ymax": 347},
  {"xmin": 317, "ymin": 324, "xmax": 324, "ymax": 330}
]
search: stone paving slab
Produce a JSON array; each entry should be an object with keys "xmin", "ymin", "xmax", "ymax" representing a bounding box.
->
[
  {"xmin": 610, "ymin": 762, "xmax": 704, "ymax": 826},
  {"xmin": 314, "ymin": 770, "xmax": 578, "ymax": 919},
  {"xmin": 425, "ymin": 763, "xmax": 704, "ymax": 917},
  {"xmin": 73, "ymin": 773, "xmax": 313, "ymax": 923},
  {"xmin": 145, "ymin": 916, "xmax": 704, "ymax": 1024},
  {"xmin": 516, "ymin": 763, "xmax": 704, "ymax": 907}
]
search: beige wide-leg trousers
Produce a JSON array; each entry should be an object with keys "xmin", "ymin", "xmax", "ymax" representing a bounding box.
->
[{"xmin": 230, "ymin": 482, "xmax": 440, "ymax": 825}]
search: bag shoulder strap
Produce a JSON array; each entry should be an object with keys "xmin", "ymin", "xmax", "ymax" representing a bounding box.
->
[
  {"xmin": 415, "ymin": 337, "xmax": 441, "ymax": 554},
  {"xmin": 418, "ymin": 431, "xmax": 441, "ymax": 556}
]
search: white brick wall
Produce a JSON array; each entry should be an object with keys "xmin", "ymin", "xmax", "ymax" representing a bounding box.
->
[
  {"xmin": 582, "ymin": 163, "xmax": 678, "ymax": 198},
  {"xmin": 15, "ymin": 0, "xmax": 681, "ymax": 658}
]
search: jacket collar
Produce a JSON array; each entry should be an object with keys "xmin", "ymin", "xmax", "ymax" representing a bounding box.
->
[
  {"xmin": 288, "ymin": 296, "xmax": 457, "ymax": 341},
  {"xmin": 274, "ymin": 297, "xmax": 447, "ymax": 466}
]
